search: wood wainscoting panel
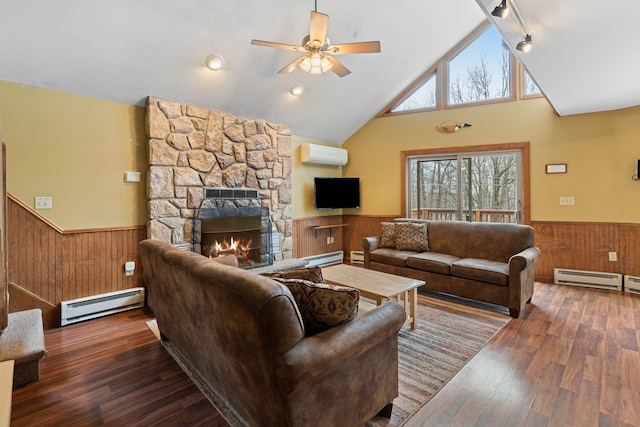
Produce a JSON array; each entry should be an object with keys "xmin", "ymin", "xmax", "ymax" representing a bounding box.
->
[
  {"xmin": 342, "ymin": 215, "xmax": 398, "ymax": 260},
  {"xmin": 532, "ymin": 221, "xmax": 639, "ymax": 283},
  {"xmin": 8, "ymin": 195, "xmax": 146, "ymax": 311},
  {"xmin": 292, "ymin": 215, "xmax": 344, "ymax": 259}
]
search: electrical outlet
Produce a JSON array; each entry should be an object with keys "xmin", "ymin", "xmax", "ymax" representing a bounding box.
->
[
  {"xmin": 608, "ymin": 252, "xmax": 617, "ymax": 262},
  {"xmin": 559, "ymin": 196, "xmax": 575, "ymax": 206},
  {"xmin": 327, "ymin": 236, "xmax": 331, "ymax": 244},
  {"xmin": 35, "ymin": 196, "xmax": 52, "ymax": 209}
]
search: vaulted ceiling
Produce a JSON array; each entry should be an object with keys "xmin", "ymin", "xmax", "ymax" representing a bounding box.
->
[{"xmin": 1, "ymin": 1, "xmax": 638, "ymax": 144}]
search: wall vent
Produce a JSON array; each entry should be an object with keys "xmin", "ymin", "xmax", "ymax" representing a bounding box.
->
[
  {"xmin": 61, "ymin": 287, "xmax": 145, "ymax": 326},
  {"xmin": 553, "ymin": 268, "xmax": 622, "ymax": 291},
  {"xmin": 302, "ymin": 251, "xmax": 344, "ymax": 268},
  {"xmin": 624, "ymin": 275, "xmax": 640, "ymax": 295}
]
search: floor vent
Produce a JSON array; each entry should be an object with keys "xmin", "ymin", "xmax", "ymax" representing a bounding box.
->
[
  {"xmin": 302, "ymin": 251, "xmax": 344, "ymax": 268},
  {"xmin": 624, "ymin": 275, "xmax": 640, "ymax": 295},
  {"xmin": 553, "ymin": 268, "xmax": 622, "ymax": 291},
  {"xmin": 61, "ymin": 287, "xmax": 145, "ymax": 326}
]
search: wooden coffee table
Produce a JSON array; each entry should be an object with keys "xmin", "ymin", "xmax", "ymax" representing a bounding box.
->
[{"xmin": 322, "ymin": 264, "xmax": 424, "ymax": 329}]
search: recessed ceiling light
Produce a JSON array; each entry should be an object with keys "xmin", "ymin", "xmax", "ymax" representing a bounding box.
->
[
  {"xmin": 290, "ymin": 83, "xmax": 304, "ymax": 96},
  {"xmin": 205, "ymin": 54, "xmax": 225, "ymax": 71}
]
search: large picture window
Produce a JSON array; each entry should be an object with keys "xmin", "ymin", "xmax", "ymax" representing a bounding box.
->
[{"xmin": 402, "ymin": 143, "xmax": 530, "ymax": 224}]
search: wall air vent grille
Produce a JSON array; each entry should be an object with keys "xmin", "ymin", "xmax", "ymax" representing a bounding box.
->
[{"xmin": 205, "ymin": 188, "xmax": 259, "ymax": 200}]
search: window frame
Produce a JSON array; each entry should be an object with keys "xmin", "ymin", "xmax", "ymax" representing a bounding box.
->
[
  {"xmin": 444, "ymin": 21, "xmax": 517, "ymax": 109},
  {"xmin": 401, "ymin": 142, "xmax": 531, "ymax": 224}
]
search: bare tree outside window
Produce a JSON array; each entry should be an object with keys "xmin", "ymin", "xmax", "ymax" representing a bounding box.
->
[{"xmin": 448, "ymin": 26, "xmax": 512, "ymax": 106}]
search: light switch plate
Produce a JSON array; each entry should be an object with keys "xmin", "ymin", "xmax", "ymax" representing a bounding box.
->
[
  {"xmin": 124, "ymin": 171, "xmax": 141, "ymax": 183},
  {"xmin": 35, "ymin": 196, "xmax": 52, "ymax": 209}
]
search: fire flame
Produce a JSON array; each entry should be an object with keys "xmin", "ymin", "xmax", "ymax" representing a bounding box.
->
[{"xmin": 208, "ymin": 237, "xmax": 253, "ymax": 261}]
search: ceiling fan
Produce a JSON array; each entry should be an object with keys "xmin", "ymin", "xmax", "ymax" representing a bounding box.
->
[{"xmin": 250, "ymin": 3, "xmax": 381, "ymax": 77}]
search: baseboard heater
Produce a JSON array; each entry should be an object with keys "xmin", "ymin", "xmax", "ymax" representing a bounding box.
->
[
  {"xmin": 303, "ymin": 251, "xmax": 344, "ymax": 268},
  {"xmin": 624, "ymin": 275, "xmax": 640, "ymax": 295},
  {"xmin": 553, "ymin": 268, "xmax": 622, "ymax": 291},
  {"xmin": 350, "ymin": 250, "xmax": 364, "ymax": 264},
  {"xmin": 61, "ymin": 287, "xmax": 145, "ymax": 326}
]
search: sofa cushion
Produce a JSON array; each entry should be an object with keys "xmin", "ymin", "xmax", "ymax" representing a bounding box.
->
[
  {"xmin": 370, "ymin": 248, "xmax": 418, "ymax": 268},
  {"xmin": 395, "ymin": 222, "xmax": 429, "ymax": 252},
  {"xmin": 270, "ymin": 278, "xmax": 359, "ymax": 336},
  {"xmin": 451, "ymin": 258, "xmax": 509, "ymax": 286},
  {"xmin": 380, "ymin": 222, "xmax": 397, "ymax": 248},
  {"xmin": 262, "ymin": 266, "xmax": 325, "ymax": 284},
  {"xmin": 406, "ymin": 252, "xmax": 460, "ymax": 275}
]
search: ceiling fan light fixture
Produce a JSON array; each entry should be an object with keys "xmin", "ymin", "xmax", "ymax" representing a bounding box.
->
[
  {"xmin": 516, "ymin": 34, "xmax": 533, "ymax": 53},
  {"xmin": 205, "ymin": 53, "xmax": 225, "ymax": 71},
  {"xmin": 299, "ymin": 53, "xmax": 333, "ymax": 74},
  {"xmin": 491, "ymin": 0, "xmax": 510, "ymax": 18}
]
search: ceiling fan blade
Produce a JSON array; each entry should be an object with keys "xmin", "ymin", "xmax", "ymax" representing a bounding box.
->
[
  {"xmin": 326, "ymin": 56, "xmax": 351, "ymax": 77},
  {"xmin": 309, "ymin": 11, "xmax": 329, "ymax": 43},
  {"xmin": 251, "ymin": 39, "xmax": 303, "ymax": 52},
  {"xmin": 277, "ymin": 56, "xmax": 306, "ymax": 74},
  {"xmin": 329, "ymin": 41, "xmax": 381, "ymax": 55}
]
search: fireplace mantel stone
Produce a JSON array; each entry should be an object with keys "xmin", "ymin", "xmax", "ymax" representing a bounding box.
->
[{"xmin": 145, "ymin": 96, "xmax": 293, "ymax": 260}]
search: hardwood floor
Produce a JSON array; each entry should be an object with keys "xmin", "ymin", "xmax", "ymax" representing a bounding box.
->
[
  {"xmin": 11, "ymin": 282, "xmax": 640, "ymax": 426},
  {"xmin": 406, "ymin": 282, "xmax": 640, "ymax": 427},
  {"xmin": 10, "ymin": 309, "xmax": 228, "ymax": 426}
]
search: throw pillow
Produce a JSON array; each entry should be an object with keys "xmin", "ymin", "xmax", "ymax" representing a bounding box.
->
[
  {"xmin": 270, "ymin": 277, "xmax": 359, "ymax": 336},
  {"xmin": 262, "ymin": 266, "xmax": 325, "ymax": 284},
  {"xmin": 380, "ymin": 222, "xmax": 397, "ymax": 248},
  {"xmin": 395, "ymin": 222, "xmax": 429, "ymax": 252}
]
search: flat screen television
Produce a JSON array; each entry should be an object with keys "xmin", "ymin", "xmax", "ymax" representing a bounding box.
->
[{"xmin": 314, "ymin": 177, "xmax": 360, "ymax": 210}]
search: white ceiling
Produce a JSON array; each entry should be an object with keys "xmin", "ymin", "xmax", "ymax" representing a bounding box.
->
[{"xmin": 1, "ymin": 1, "xmax": 638, "ymax": 144}]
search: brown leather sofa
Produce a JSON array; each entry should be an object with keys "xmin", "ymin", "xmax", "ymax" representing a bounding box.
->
[
  {"xmin": 363, "ymin": 219, "xmax": 540, "ymax": 318},
  {"xmin": 140, "ymin": 239, "xmax": 406, "ymax": 427}
]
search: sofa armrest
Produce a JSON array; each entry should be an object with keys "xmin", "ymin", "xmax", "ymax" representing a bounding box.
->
[
  {"xmin": 276, "ymin": 301, "xmax": 406, "ymax": 395},
  {"xmin": 362, "ymin": 237, "xmax": 381, "ymax": 263},
  {"xmin": 508, "ymin": 246, "xmax": 541, "ymax": 273}
]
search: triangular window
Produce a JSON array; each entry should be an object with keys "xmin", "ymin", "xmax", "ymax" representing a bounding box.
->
[
  {"xmin": 447, "ymin": 25, "xmax": 513, "ymax": 106},
  {"xmin": 391, "ymin": 72, "xmax": 437, "ymax": 113}
]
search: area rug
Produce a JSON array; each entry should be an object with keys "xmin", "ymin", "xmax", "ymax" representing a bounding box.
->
[{"xmin": 146, "ymin": 293, "xmax": 510, "ymax": 426}]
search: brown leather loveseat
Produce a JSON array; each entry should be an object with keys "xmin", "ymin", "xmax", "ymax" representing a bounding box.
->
[
  {"xmin": 140, "ymin": 239, "xmax": 406, "ymax": 427},
  {"xmin": 363, "ymin": 219, "xmax": 540, "ymax": 318}
]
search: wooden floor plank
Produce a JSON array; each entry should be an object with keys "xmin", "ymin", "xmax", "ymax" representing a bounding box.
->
[{"xmin": 11, "ymin": 282, "xmax": 640, "ymax": 426}]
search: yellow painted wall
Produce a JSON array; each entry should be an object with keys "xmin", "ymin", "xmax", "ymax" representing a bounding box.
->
[
  {"xmin": 0, "ymin": 80, "xmax": 341, "ymax": 229},
  {"xmin": 343, "ymin": 97, "xmax": 640, "ymax": 223},
  {"xmin": 0, "ymin": 81, "xmax": 147, "ymax": 229},
  {"xmin": 291, "ymin": 136, "xmax": 344, "ymax": 218}
]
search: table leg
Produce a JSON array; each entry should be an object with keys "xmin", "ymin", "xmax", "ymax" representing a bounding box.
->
[{"xmin": 410, "ymin": 287, "xmax": 418, "ymax": 329}]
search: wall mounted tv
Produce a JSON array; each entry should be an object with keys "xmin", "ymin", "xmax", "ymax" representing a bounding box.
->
[{"xmin": 314, "ymin": 177, "xmax": 360, "ymax": 210}]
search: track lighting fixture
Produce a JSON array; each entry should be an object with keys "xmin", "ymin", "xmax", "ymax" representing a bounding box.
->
[
  {"xmin": 516, "ymin": 34, "xmax": 533, "ymax": 53},
  {"xmin": 491, "ymin": 0, "xmax": 509, "ymax": 19}
]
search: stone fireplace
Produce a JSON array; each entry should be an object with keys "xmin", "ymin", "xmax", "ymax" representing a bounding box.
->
[{"xmin": 145, "ymin": 96, "xmax": 293, "ymax": 263}]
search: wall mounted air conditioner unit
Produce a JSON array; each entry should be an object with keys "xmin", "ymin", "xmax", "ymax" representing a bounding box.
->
[
  {"xmin": 300, "ymin": 143, "xmax": 348, "ymax": 166},
  {"xmin": 624, "ymin": 275, "xmax": 640, "ymax": 295},
  {"xmin": 303, "ymin": 251, "xmax": 344, "ymax": 267},
  {"xmin": 553, "ymin": 268, "xmax": 622, "ymax": 291},
  {"xmin": 61, "ymin": 287, "xmax": 145, "ymax": 326}
]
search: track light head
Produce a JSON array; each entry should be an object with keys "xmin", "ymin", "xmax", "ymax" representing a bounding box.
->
[
  {"xmin": 491, "ymin": 0, "xmax": 510, "ymax": 18},
  {"xmin": 516, "ymin": 34, "xmax": 533, "ymax": 53}
]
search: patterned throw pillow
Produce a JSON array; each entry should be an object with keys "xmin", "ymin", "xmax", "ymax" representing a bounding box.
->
[
  {"xmin": 395, "ymin": 222, "xmax": 429, "ymax": 252},
  {"xmin": 380, "ymin": 222, "xmax": 397, "ymax": 248},
  {"xmin": 270, "ymin": 278, "xmax": 359, "ymax": 336},
  {"xmin": 262, "ymin": 266, "xmax": 325, "ymax": 284}
]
